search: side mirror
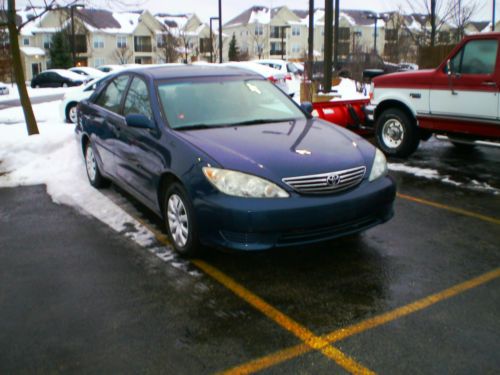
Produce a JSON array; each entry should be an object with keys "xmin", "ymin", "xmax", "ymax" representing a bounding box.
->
[
  {"xmin": 125, "ymin": 113, "xmax": 155, "ymax": 129},
  {"xmin": 446, "ymin": 59, "xmax": 452, "ymax": 76},
  {"xmin": 300, "ymin": 102, "xmax": 314, "ymax": 115}
]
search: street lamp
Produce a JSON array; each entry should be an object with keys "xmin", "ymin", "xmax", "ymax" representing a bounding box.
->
[
  {"xmin": 366, "ymin": 12, "xmax": 384, "ymax": 55},
  {"xmin": 218, "ymin": 0, "xmax": 222, "ymax": 63},
  {"xmin": 209, "ymin": 17, "xmax": 219, "ymax": 63}
]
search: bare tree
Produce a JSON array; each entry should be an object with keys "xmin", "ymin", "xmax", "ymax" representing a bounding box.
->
[
  {"xmin": 156, "ymin": 30, "xmax": 179, "ymax": 63},
  {"xmin": 384, "ymin": 10, "xmax": 416, "ymax": 63},
  {"xmin": 0, "ymin": 0, "xmax": 81, "ymax": 135},
  {"xmin": 247, "ymin": 21, "xmax": 268, "ymax": 59},
  {"xmin": 452, "ymin": 0, "xmax": 479, "ymax": 40},
  {"xmin": 405, "ymin": 0, "xmax": 457, "ymax": 47},
  {"xmin": 177, "ymin": 29, "xmax": 191, "ymax": 63},
  {"xmin": 114, "ymin": 45, "xmax": 133, "ymax": 64}
]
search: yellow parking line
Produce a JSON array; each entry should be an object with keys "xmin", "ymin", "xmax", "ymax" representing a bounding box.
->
[
  {"xmin": 220, "ymin": 267, "xmax": 500, "ymax": 374},
  {"xmin": 134, "ymin": 217, "xmax": 374, "ymax": 374},
  {"xmin": 397, "ymin": 193, "xmax": 500, "ymax": 225},
  {"xmin": 194, "ymin": 260, "xmax": 375, "ymax": 375}
]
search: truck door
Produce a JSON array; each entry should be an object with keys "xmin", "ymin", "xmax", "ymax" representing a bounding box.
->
[{"xmin": 429, "ymin": 38, "xmax": 499, "ymax": 126}]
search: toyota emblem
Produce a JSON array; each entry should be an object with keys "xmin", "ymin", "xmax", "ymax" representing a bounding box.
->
[{"xmin": 326, "ymin": 174, "xmax": 341, "ymax": 186}]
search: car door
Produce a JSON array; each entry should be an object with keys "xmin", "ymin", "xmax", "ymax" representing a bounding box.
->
[
  {"xmin": 115, "ymin": 75, "xmax": 162, "ymax": 204},
  {"xmin": 86, "ymin": 74, "xmax": 130, "ymax": 179},
  {"xmin": 429, "ymin": 38, "xmax": 499, "ymax": 129}
]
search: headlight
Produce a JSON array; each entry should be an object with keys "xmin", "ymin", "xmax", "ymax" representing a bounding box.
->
[
  {"xmin": 202, "ymin": 167, "xmax": 289, "ymax": 198},
  {"xmin": 368, "ymin": 148, "xmax": 388, "ymax": 182}
]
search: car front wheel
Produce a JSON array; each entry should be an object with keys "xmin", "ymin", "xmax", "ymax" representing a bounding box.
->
[
  {"xmin": 375, "ymin": 108, "xmax": 420, "ymax": 158},
  {"xmin": 164, "ymin": 183, "xmax": 201, "ymax": 257}
]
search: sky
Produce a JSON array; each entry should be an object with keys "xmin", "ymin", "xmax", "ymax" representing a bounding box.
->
[{"xmin": 14, "ymin": 0, "xmax": 497, "ymax": 23}]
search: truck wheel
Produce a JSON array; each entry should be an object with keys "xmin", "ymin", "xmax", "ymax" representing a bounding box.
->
[{"xmin": 375, "ymin": 108, "xmax": 420, "ymax": 158}]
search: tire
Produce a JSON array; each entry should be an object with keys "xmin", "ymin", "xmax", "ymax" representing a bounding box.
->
[
  {"xmin": 375, "ymin": 108, "xmax": 420, "ymax": 158},
  {"xmin": 164, "ymin": 182, "xmax": 201, "ymax": 257},
  {"xmin": 66, "ymin": 103, "xmax": 78, "ymax": 124},
  {"xmin": 84, "ymin": 142, "xmax": 109, "ymax": 188}
]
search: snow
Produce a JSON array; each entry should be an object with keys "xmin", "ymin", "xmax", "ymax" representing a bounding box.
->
[
  {"xmin": 19, "ymin": 47, "xmax": 46, "ymax": 57},
  {"xmin": 327, "ymin": 78, "xmax": 370, "ymax": 101},
  {"xmin": 249, "ymin": 7, "xmax": 271, "ymax": 24},
  {"xmin": 48, "ymin": 69, "xmax": 87, "ymax": 81},
  {"xmin": 0, "ymin": 84, "xmax": 71, "ymax": 103},
  {"xmin": 0, "ymin": 100, "xmax": 195, "ymax": 274}
]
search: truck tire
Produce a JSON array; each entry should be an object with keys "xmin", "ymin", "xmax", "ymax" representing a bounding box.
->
[{"xmin": 375, "ymin": 108, "xmax": 420, "ymax": 158}]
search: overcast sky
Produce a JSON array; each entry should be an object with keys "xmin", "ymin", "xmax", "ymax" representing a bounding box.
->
[{"xmin": 16, "ymin": 0, "xmax": 496, "ymax": 23}]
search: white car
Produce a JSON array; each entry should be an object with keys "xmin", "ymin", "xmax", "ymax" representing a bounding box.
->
[
  {"xmin": 221, "ymin": 61, "xmax": 289, "ymax": 95},
  {"xmin": 59, "ymin": 75, "xmax": 109, "ymax": 123},
  {"xmin": 69, "ymin": 67, "xmax": 106, "ymax": 80},
  {"xmin": 252, "ymin": 59, "xmax": 301, "ymax": 97},
  {"xmin": 97, "ymin": 64, "xmax": 127, "ymax": 73},
  {"xmin": 0, "ymin": 82, "xmax": 9, "ymax": 95}
]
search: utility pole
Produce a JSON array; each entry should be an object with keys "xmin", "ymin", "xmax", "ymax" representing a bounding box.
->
[
  {"xmin": 493, "ymin": 0, "xmax": 496, "ymax": 31},
  {"xmin": 366, "ymin": 12, "xmax": 384, "ymax": 55},
  {"xmin": 323, "ymin": 0, "xmax": 333, "ymax": 92},
  {"xmin": 218, "ymin": 0, "xmax": 223, "ymax": 63},
  {"xmin": 307, "ymin": 0, "xmax": 314, "ymax": 81},
  {"xmin": 333, "ymin": 0, "xmax": 339, "ymax": 70}
]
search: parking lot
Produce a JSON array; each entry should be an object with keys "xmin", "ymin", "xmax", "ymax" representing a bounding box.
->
[{"xmin": 1, "ymin": 137, "xmax": 499, "ymax": 374}]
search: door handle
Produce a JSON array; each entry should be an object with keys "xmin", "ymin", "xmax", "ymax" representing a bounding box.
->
[{"xmin": 482, "ymin": 81, "xmax": 497, "ymax": 87}]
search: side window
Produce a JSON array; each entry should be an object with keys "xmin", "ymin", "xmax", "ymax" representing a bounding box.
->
[
  {"xmin": 95, "ymin": 75, "xmax": 130, "ymax": 113},
  {"xmin": 450, "ymin": 39, "xmax": 498, "ymax": 75},
  {"xmin": 123, "ymin": 77, "xmax": 153, "ymax": 120}
]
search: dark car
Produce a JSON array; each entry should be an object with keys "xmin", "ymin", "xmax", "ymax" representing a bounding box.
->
[
  {"xmin": 31, "ymin": 69, "xmax": 88, "ymax": 88},
  {"xmin": 76, "ymin": 65, "xmax": 396, "ymax": 256}
]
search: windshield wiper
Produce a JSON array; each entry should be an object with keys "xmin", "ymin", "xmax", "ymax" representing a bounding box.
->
[{"xmin": 230, "ymin": 118, "xmax": 295, "ymax": 126}]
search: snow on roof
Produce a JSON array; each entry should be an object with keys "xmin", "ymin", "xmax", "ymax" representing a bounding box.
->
[
  {"xmin": 155, "ymin": 13, "xmax": 192, "ymax": 31},
  {"xmin": 225, "ymin": 6, "xmax": 271, "ymax": 27},
  {"xmin": 20, "ymin": 47, "xmax": 45, "ymax": 56},
  {"xmin": 48, "ymin": 69, "xmax": 87, "ymax": 80}
]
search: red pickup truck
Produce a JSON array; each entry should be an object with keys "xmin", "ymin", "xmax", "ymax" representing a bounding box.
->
[{"xmin": 365, "ymin": 32, "xmax": 500, "ymax": 157}]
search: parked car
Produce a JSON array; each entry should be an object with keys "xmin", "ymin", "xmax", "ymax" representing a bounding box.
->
[
  {"xmin": 60, "ymin": 75, "xmax": 111, "ymax": 123},
  {"xmin": 0, "ymin": 82, "xmax": 9, "ymax": 95},
  {"xmin": 253, "ymin": 59, "xmax": 301, "ymax": 96},
  {"xmin": 221, "ymin": 61, "xmax": 289, "ymax": 95},
  {"xmin": 31, "ymin": 69, "xmax": 89, "ymax": 88},
  {"xmin": 69, "ymin": 66, "xmax": 106, "ymax": 80},
  {"xmin": 76, "ymin": 65, "xmax": 396, "ymax": 256}
]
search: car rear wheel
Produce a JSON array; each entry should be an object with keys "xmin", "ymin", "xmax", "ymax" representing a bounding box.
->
[
  {"xmin": 84, "ymin": 142, "xmax": 109, "ymax": 188},
  {"xmin": 66, "ymin": 104, "xmax": 77, "ymax": 123},
  {"xmin": 164, "ymin": 183, "xmax": 201, "ymax": 257},
  {"xmin": 375, "ymin": 108, "xmax": 420, "ymax": 158}
]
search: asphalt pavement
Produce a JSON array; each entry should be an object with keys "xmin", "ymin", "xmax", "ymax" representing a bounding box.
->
[{"xmin": 0, "ymin": 138, "xmax": 499, "ymax": 374}]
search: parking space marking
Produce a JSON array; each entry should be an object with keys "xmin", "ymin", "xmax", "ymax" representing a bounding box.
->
[
  {"xmin": 220, "ymin": 267, "xmax": 500, "ymax": 374},
  {"xmin": 397, "ymin": 193, "xmax": 500, "ymax": 225},
  {"xmin": 134, "ymin": 218, "xmax": 374, "ymax": 374}
]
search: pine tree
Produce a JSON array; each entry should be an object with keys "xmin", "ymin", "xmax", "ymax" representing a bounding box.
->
[
  {"xmin": 49, "ymin": 31, "xmax": 72, "ymax": 68},
  {"xmin": 228, "ymin": 34, "xmax": 239, "ymax": 61}
]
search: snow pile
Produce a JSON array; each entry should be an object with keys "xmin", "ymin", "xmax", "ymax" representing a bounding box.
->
[
  {"xmin": 0, "ymin": 84, "xmax": 71, "ymax": 103},
  {"xmin": 323, "ymin": 78, "xmax": 369, "ymax": 101},
  {"xmin": 0, "ymin": 101, "xmax": 157, "ymax": 248}
]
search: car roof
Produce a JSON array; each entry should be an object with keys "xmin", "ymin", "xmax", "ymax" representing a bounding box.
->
[{"xmin": 122, "ymin": 64, "xmax": 263, "ymax": 81}]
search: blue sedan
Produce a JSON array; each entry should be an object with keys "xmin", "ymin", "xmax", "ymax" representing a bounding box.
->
[{"xmin": 76, "ymin": 65, "xmax": 395, "ymax": 256}]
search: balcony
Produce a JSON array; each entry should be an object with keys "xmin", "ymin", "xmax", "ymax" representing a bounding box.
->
[{"xmin": 134, "ymin": 36, "xmax": 152, "ymax": 53}]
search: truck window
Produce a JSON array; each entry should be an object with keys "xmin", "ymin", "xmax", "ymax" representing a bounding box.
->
[{"xmin": 449, "ymin": 39, "xmax": 498, "ymax": 75}]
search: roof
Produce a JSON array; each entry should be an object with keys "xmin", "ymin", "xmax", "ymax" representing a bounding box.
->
[
  {"xmin": 469, "ymin": 21, "xmax": 490, "ymax": 32},
  {"xmin": 20, "ymin": 46, "xmax": 45, "ymax": 56},
  {"xmin": 224, "ymin": 6, "xmax": 271, "ymax": 27},
  {"xmin": 124, "ymin": 64, "xmax": 263, "ymax": 81},
  {"xmin": 76, "ymin": 9, "xmax": 121, "ymax": 29}
]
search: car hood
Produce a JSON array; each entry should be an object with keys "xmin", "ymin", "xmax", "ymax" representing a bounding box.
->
[
  {"xmin": 176, "ymin": 118, "xmax": 374, "ymax": 181},
  {"xmin": 373, "ymin": 69, "xmax": 435, "ymax": 87}
]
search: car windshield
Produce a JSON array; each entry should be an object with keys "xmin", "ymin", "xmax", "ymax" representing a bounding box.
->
[{"xmin": 157, "ymin": 78, "xmax": 305, "ymax": 130}]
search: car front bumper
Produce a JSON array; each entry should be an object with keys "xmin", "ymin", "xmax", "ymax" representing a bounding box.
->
[{"xmin": 194, "ymin": 176, "xmax": 396, "ymax": 251}]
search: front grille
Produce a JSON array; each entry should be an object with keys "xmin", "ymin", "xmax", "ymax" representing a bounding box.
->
[{"xmin": 282, "ymin": 166, "xmax": 366, "ymax": 194}]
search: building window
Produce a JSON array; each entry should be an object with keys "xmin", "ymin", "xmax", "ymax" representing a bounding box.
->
[
  {"xmin": 255, "ymin": 43, "xmax": 264, "ymax": 55},
  {"xmin": 271, "ymin": 26, "xmax": 280, "ymax": 38},
  {"xmin": 339, "ymin": 27, "xmax": 350, "ymax": 40},
  {"xmin": 43, "ymin": 34, "xmax": 52, "ymax": 49},
  {"xmin": 385, "ymin": 29, "xmax": 398, "ymax": 41},
  {"xmin": 23, "ymin": 37, "xmax": 30, "ymax": 46},
  {"xmin": 94, "ymin": 57, "xmax": 105, "ymax": 67},
  {"xmin": 292, "ymin": 25, "xmax": 300, "ymax": 36},
  {"xmin": 200, "ymin": 38, "xmax": 211, "ymax": 53},
  {"xmin": 93, "ymin": 35, "xmax": 104, "ymax": 49},
  {"xmin": 292, "ymin": 44, "xmax": 301, "ymax": 53},
  {"xmin": 156, "ymin": 35, "xmax": 165, "ymax": 48},
  {"xmin": 74, "ymin": 35, "xmax": 87, "ymax": 53},
  {"xmin": 116, "ymin": 35, "xmax": 127, "ymax": 49},
  {"xmin": 270, "ymin": 41, "xmax": 284, "ymax": 55},
  {"xmin": 255, "ymin": 23, "xmax": 263, "ymax": 36},
  {"xmin": 134, "ymin": 36, "xmax": 152, "ymax": 52}
]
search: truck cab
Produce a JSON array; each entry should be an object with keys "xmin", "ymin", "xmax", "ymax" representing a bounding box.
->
[{"xmin": 366, "ymin": 33, "xmax": 500, "ymax": 157}]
